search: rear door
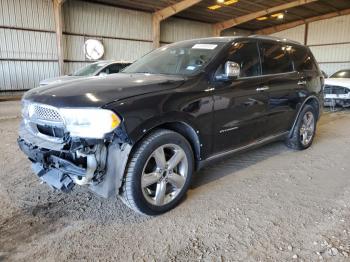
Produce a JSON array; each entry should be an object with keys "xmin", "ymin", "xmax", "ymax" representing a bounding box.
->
[
  {"xmin": 290, "ymin": 45, "xmax": 322, "ymax": 97},
  {"xmin": 258, "ymin": 41, "xmax": 298, "ymax": 135}
]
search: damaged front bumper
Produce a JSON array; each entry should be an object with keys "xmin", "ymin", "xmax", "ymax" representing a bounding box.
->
[{"xmin": 18, "ymin": 122, "xmax": 131, "ymax": 198}]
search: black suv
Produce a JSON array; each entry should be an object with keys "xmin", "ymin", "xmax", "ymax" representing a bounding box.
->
[{"xmin": 18, "ymin": 36, "xmax": 323, "ymax": 215}]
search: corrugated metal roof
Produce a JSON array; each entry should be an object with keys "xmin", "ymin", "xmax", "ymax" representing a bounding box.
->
[{"xmin": 84, "ymin": 0, "xmax": 350, "ymax": 31}]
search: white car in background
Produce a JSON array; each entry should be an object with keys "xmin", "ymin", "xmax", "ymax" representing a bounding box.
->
[
  {"xmin": 39, "ymin": 60, "xmax": 131, "ymax": 86},
  {"xmin": 324, "ymin": 69, "xmax": 350, "ymax": 107}
]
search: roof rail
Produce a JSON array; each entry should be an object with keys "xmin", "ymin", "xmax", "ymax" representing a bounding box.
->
[{"xmin": 248, "ymin": 35, "xmax": 302, "ymax": 45}]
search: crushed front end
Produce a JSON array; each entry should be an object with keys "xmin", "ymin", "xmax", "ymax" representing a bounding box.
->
[{"xmin": 18, "ymin": 101, "xmax": 131, "ymax": 198}]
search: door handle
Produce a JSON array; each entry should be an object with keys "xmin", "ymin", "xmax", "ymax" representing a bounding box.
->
[
  {"xmin": 256, "ymin": 86, "xmax": 269, "ymax": 92},
  {"xmin": 298, "ymin": 80, "xmax": 307, "ymax": 86}
]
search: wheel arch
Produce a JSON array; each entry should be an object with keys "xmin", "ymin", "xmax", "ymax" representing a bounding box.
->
[
  {"xmin": 130, "ymin": 121, "xmax": 201, "ymax": 167},
  {"xmin": 289, "ymin": 95, "xmax": 320, "ymax": 138}
]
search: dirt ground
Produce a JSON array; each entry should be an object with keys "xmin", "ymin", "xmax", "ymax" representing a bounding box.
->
[{"xmin": 0, "ymin": 101, "xmax": 350, "ymax": 261}]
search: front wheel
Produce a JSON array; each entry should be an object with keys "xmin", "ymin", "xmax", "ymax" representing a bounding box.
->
[
  {"xmin": 286, "ymin": 104, "xmax": 317, "ymax": 150},
  {"xmin": 120, "ymin": 129, "xmax": 194, "ymax": 215}
]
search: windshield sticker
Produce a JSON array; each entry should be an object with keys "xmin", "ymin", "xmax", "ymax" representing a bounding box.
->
[{"xmin": 192, "ymin": 44, "xmax": 218, "ymax": 50}]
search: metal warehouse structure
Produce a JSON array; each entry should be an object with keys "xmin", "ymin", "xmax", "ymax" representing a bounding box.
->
[{"xmin": 1, "ymin": 0, "xmax": 350, "ymax": 92}]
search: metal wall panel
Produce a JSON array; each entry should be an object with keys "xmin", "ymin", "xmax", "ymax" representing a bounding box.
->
[
  {"xmin": 63, "ymin": 35, "xmax": 85, "ymax": 61},
  {"xmin": 270, "ymin": 25, "xmax": 305, "ymax": 44},
  {"xmin": 308, "ymin": 14, "xmax": 350, "ymax": 45},
  {"xmin": 62, "ymin": 0, "xmax": 154, "ymax": 77},
  {"xmin": 160, "ymin": 18, "xmax": 212, "ymax": 43},
  {"xmin": 308, "ymin": 14, "xmax": 350, "ymax": 75},
  {"xmin": 310, "ymin": 44, "xmax": 350, "ymax": 63},
  {"xmin": 0, "ymin": 61, "xmax": 58, "ymax": 91},
  {"xmin": 63, "ymin": 34, "xmax": 152, "ymax": 62},
  {"xmin": 0, "ymin": 28, "xmax": 57, "ymax": 59},
  {"xmin": 319, "ymin": 63, "xmax": 350, "ymax": 76},
  {"xmin": 63, "ymin": 0, "xmax": 152, "ymax": 41},
  {"xmin": 0, "ymin": 0, "xmax": 55, "ymax": 31},
  {"xmin": 0, "ymin": 0, "xmax": 57, "ymax": 91},
  {"xmin": 102, "ymin": 38, "xmax": 152, "ymax": 61},
  {"xmin": 221, "ymin": 28, "xmax": 252, "ymax": 36}
]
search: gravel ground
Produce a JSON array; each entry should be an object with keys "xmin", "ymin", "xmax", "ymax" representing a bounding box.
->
[{"xmin": 0, "ymin": 101, "xmax": 350, "ymax": 261}]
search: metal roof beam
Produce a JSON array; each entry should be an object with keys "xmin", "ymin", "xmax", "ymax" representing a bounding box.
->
[
  {"xmin": 152, "ymin": 0, "xmax": 202, "ymax": 48},
  {"xmin": 255, "ymin": 8, "xmax": 350, "ymax": 35},
  {"xmin": 154, "ymin": 0, "xmax": 202, "ymax": 21},
  {"xmin": 213, "ymin": 0, "xmax": 317, "ymax": 36}
]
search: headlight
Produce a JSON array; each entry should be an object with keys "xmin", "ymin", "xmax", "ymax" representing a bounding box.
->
[{"xmin": 59, "ymin": 108, "xmax": 121, "ymax": 139}]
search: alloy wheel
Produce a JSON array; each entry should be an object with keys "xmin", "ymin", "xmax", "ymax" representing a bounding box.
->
[
  {"xmin": 141, "ymin": 144, "xmax": 188, "ymax": 206},
  {"xmin": 300, "ymin": 111, "xmax": 315, "ymax": 146}
]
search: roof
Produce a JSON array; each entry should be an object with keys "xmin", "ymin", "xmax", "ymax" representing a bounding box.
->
[
  {"xmin": 248, "ymin": 35, "xmax": 302, "ymax": 45},
  {"xmin": 166, "ymin": 35, "xmax": 303, "ymax": 45},
  {"xmin": 85, "ymin": 0, "xmax": 350, "ymax": 32}
]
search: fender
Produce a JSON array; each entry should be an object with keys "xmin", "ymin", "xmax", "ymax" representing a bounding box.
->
[
  {"xmin": 127, "ymin": 112, "xmax": 201, "ymax": 143},
  {"xmin": 126, "ymin": 113, "xmax": 204, "ymax": 161}
]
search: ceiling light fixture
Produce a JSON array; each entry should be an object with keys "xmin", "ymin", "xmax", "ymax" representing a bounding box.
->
[
  {"xmin": 256, "ymin": 16, "xmax": 268, "ymax": 21},
  {"xmin": 224, "ymin": 0, "xmax": 238, "ymax": 5},
  {"xmin": 271, "ymin": 13, "xmax": 284, "ymax": 19},
  {"xmin": 208, "ymin": 4, "xmax": 221, "ymax": 10},
  {"xmin": 208, "ymin": 0, "xmax": 238, "ymax": 10}
]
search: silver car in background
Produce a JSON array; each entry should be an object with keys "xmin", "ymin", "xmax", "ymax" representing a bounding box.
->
[
  {"xmin": 39, "ymin": 60, "xmax": 131, "ymax": 86},
  {"xmin": 324, "ymin": 69, "xmax": 350, "ymax": 107}
]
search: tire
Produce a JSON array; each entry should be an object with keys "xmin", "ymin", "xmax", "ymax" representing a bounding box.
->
[
  {"xmin": 120, "ymin": 129, "xmax": 194, "ymax": 215},
  {"xmin": 286, "ymin": 104, "xmax": 317, "ymax": 150}
]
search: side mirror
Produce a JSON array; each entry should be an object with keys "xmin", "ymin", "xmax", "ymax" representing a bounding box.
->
[
  {"xmin": 215, "ymin": 61, "xmax": 240, "ymax": 81},
  {"xmin": 99, "ymin": 72, "xmax": 108, "ymax": 77},
  {"xmin": 225, "ymin": 61, "xmax": 240, "ymax": 79}
]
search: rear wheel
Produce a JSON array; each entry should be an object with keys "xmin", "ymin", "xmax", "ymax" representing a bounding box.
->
[
  {"xmin": 286, "ymin": 104, "xmax": 316, "ymax": 150},
  {"xmin": 120, "ymin": 129, "xmax": 194, "ymax": 215}
]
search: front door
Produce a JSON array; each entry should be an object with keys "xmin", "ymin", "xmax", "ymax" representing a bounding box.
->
[{"xmin": 211, "ymin": 41, "xmax": 269, "ymax": 154}]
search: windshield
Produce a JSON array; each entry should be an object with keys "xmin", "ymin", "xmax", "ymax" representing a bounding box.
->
[
  {"xmin": 330, "ymin": 70, "xmax": 350, "ymax": 78},
  {"xmin": 72, "ymin": 62, "xmax": 108, "ymax": 76},
  {"xmin": 123, "ymin": 41, "xmax": 226, "ymax": 76}
]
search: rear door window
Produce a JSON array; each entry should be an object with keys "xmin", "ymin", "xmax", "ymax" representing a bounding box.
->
[
  {"xmin": 289, "ymin": 46, "xmax": 317, "ymax": 72},
  {"xmin": 259, "ymin": 42, "xmax": 293, "ymax": 75}
]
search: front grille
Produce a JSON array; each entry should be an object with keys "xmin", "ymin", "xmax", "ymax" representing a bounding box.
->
[{"xmin": 30, "ymin": 104, "xmax": 63, "ymax": 123}]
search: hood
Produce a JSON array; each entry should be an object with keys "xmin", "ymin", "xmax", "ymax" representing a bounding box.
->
[
  {"xmin": 325, "ymin": 78, "xmax": 350, "ymax": 89},
  {"xmin": 39, "ymin": 75, "xmax": 85, "ymax": 86},
  {"xmin": 24, "ymin": 73, "xmax": 186, "ymax": 108}
]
